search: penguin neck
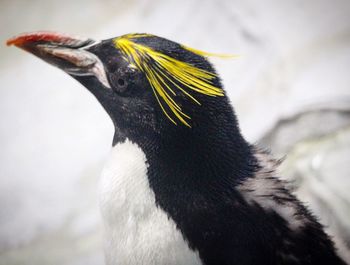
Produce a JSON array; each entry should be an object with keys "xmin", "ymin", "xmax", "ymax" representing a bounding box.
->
[{"xmin": 114, "ymin": 116, "xmax": 258, "ymax": 188}]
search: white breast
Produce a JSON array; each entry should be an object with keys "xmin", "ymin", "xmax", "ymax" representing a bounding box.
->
[{"xmin": 99, "ymin": 139, "xmax": 201, "ymax": 265}]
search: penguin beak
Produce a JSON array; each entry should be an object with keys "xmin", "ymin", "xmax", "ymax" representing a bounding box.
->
[{"xmin": 6, "ymin": 31, "xmax": 110, "ymax": 88}]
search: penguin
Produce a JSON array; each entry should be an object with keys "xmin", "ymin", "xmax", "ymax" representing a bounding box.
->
[{"xmin": 7, "ymin": 31, "xmax": 347, "ymax": 265}]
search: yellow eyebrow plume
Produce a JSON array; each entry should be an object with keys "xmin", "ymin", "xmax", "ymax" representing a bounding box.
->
[{"xmin": 114, "ymin": 34, "xmax": 227, "ymax": 127}]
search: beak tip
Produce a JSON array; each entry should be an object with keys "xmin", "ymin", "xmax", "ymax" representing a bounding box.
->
[
  {"xmin": 6, "ymin": 37, "xmax": 18, "ymax": 46},
  {"xmin": 6, "ymin": 34, "xmax": 31, "ymax": 47}
]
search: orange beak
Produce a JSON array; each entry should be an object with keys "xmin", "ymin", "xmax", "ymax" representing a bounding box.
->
[{"xmin": 7, "ymin": 31, "xmax": 110, "ymax": 88}]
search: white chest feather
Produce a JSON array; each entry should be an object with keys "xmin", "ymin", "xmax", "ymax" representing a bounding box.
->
[{"xmin": 99, "ymin": 139, "xmax": 201, "ymax": 265}]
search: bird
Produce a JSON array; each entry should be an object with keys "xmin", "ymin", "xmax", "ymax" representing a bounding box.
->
[{"xmin": 7, "ymin": 31, "xmax": 347, "ymax": 265}]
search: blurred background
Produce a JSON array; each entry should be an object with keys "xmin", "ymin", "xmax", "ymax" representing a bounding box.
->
[{"xmin": 0, "ymin": 0, "xmax": 350, "ymax": 264}]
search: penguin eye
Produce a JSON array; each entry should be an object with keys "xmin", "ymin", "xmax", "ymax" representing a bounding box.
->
[
  {"xmin": 110, "ymin": 72, "xmax": 128, "ymax": 94},
  {"xmin": 117, "ymin": 78, "xmax": 125, "ymax": 87}
]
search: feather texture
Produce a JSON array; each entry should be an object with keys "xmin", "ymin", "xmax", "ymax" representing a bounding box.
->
[{"xmin": 114, "ymin": 34, "xmax": 227, "ymax": 127}]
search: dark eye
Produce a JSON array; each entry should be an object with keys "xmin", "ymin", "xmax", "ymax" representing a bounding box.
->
[
  {"xmin": 117, "ymin": 78, "xmax": 126, "ymax": 87},
  {"xmin": 110, "ymin": 73, "xmax": 128, "ymax": 94}
]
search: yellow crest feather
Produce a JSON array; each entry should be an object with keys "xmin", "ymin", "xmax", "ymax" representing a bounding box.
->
[{"xmin": 114, "ymin": 34, "xmax": 228, "ymax": 127}]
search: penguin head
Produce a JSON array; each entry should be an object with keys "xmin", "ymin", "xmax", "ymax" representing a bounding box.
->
[{"xmin": 7, "ymin": 32, "xmax": 236, "ymax": 143}]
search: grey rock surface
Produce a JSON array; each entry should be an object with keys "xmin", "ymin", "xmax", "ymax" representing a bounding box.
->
[{"xmin": 260, "ymin": 106, "xmax": 350, "ymax": 262}]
